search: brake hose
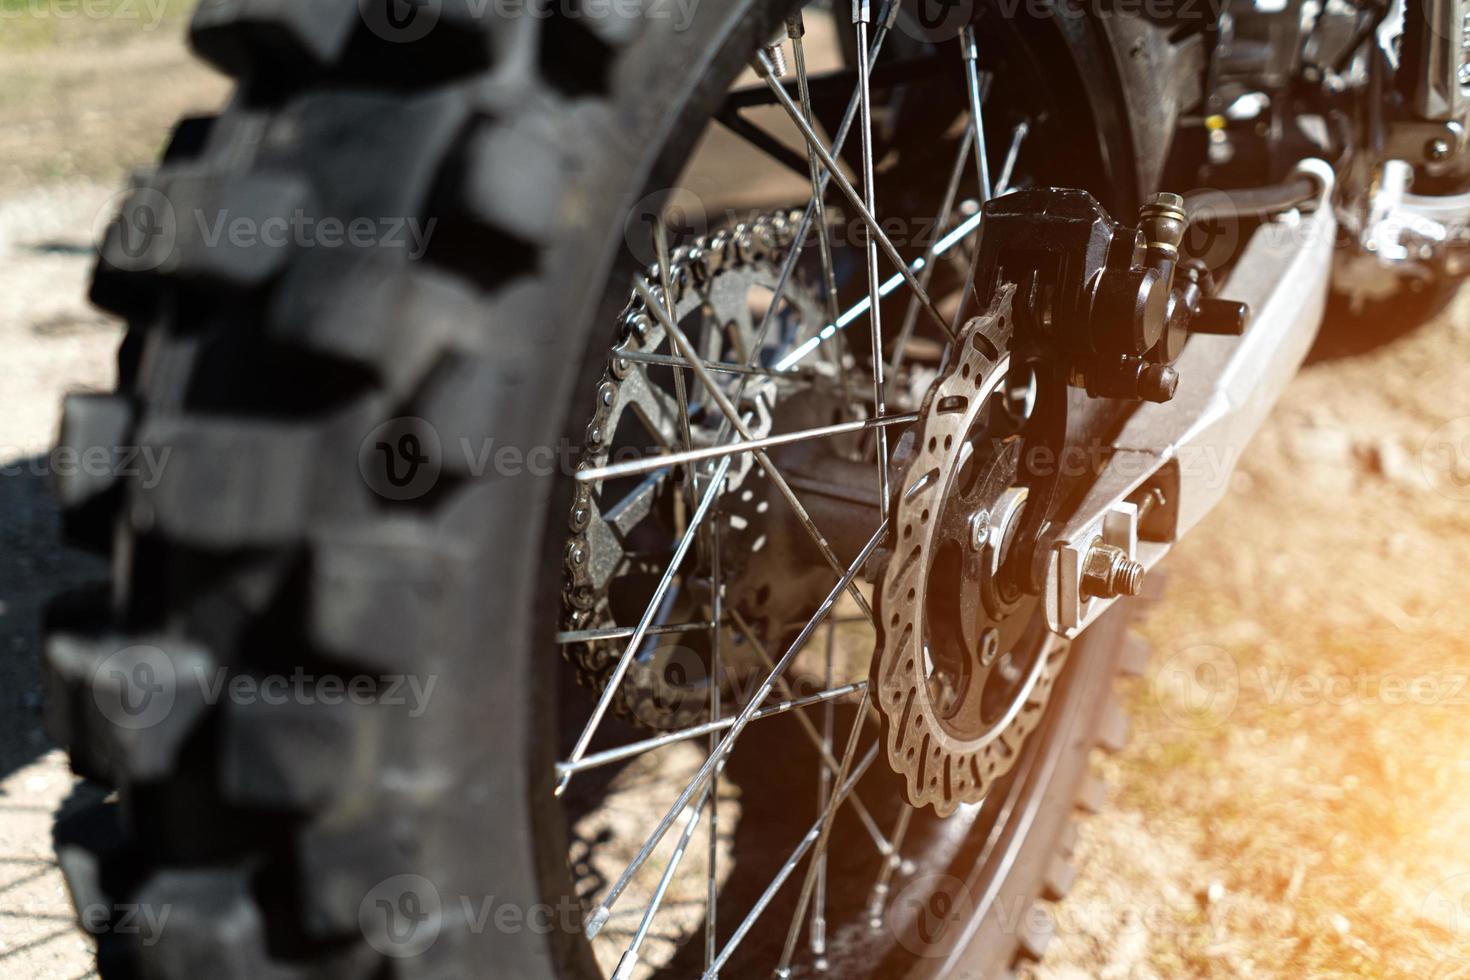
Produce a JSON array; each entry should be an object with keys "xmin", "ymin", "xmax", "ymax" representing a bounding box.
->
[{"xmin": 1183, "ymin": 172, "xmax": 1324, "ymax": 223}]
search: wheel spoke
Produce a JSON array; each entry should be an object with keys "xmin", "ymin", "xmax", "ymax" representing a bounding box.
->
[
  {"xmin": 556, "ymin": 453, "xmax": 734, "ymax": 797},
  {"xmin": 811, "ymin": 620, "xmax": 837, "ymax": 959},
  {"xmin": 864, "ymin": 805, "xmax": 913, "ymax": 927},
  {"xmin": 996, "ymin": 119, "xmax": 1030, "ymax": 197},
  {"xmin": 889, "ymin": 122, "xmax": 975, "ymax": 390},
  {"xmin": 714, "ymin": 106, "xmax": 814, "ymax": 178},
  {"xmin": 704, "ymin": 740, "xmax": 881, "ymax": 979},
  {"xmin": 555, "ymin": 681, "xmax": 868, "ymax": 778},
  {"xmin": 774, "ymin": 683, "xmax": 873, "ymax": 976},
  {"xmin": 854, "ymin": 2, "xmax": 890, "ymax": 504},
  {"xmin": 705, "ymin": 522, "xmax": 723, "ymax": 972},
  {"xmin": 720, "ymin": 0, "xmax": 901, "ymax": 440},
  {"xmin": 754, "ymin": 48, "xmax": 955, "ymax": 344},
  {"xmin": 773, "ymin": 207, "xmax": 985, "ymax": 372},
  {"xmin": 575, "ymin": 412, "xmax": 917, "ymax": 483},
  {"xmin": 560, "ymin": 6, "xmax": 1052, "ymax": 974},
  {"xmin": 961, "ymin": 26, "xmax": 993, "ymax": 204},
  {"xmin": 584, "ymin": 520, "xmax": 887, "ymax": 940},
  {"xmin": 555, "ymin": 621, "xmax": 714, "ymax": 645},
  {"xmin": 613, "ymin": 779, "xmax": 714, "ymax": 980},
  {"xmin": 616, "ymin": 349, "xmax": 791, "ymax": 378},
  {"xmin": 654, "ymin": 220, "xmax": 701, "ymax": 547},
  {"xmin": 633, "ymin": 276, "xmax": 876, "ymax": 626},
  {"xmin": 787, "ymin": 11, "xmax": 854, "ymax": 406},
  {"xmin": 729, "ymin": 609, "xmax": 890, "ymax": 857}
]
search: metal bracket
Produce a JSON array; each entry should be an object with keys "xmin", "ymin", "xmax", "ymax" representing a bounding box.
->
[{"xmin": 1041, "ymin": 159, "xmax": 1337, "ymax": 638}]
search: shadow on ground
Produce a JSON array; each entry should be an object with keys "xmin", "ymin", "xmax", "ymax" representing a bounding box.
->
[{"xmin": 0, "ymin": 458, "xmax": 106, "ymax": 786}]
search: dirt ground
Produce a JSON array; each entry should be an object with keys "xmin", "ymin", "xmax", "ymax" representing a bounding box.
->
[{"xmin": 3, "ymin": 8, "xmax": 1469, "ymax": 980}]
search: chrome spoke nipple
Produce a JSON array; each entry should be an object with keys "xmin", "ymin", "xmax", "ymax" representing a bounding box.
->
[
  {"xmin": 585, "ymin": 905, "xmax": 610, "ymax": 940},
  {"xmin": 763, "ymin": 41, "xmax": 789, "ymax": 78}
]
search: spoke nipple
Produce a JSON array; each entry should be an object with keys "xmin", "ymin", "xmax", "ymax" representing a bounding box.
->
[
  {"xmin": 763, "ymin": 41, "xmax": 789, "ymax": 78},
  {"xmin": 585, "ymin": 905, "xmax": 610, "ymax": 939}
]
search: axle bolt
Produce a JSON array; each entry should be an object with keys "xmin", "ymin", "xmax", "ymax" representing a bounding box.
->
[{"xmin": 1081, "ymin": 542, "xmax": 1145, "ymax": 599}]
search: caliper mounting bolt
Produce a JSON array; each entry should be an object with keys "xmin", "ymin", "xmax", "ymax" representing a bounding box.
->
[{"xmin": 1081, "ymin": 542, "xmax": 1145, "ymax": 599}]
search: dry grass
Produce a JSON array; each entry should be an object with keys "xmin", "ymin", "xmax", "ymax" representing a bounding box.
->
[
  {"xmin": 0, "ymin": 0, "xmax": 221, "ymax": 190},
  {"xmin": 1040, "ymin": 292, "xmax": 1470, "ymax": 979}
]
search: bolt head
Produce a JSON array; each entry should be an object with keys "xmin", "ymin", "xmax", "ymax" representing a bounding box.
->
[
  {"xmin": 1426, "ymin": 138, "xmax": 1453, "ymax": 162},
  {"xmin": 1081, "ymin": 542, "xmax": 1146, "ymax": 599},
  {"xmin": 1139, "ymin": 364, "xmax": 1179, "ymax": 403},
  {"xmin": 979, "ymin": 628, "xmax": 1000, "ymax": 667},
  {"xmin": 970, "ymin": 510, "xmax": 992, "ymax": 550}
]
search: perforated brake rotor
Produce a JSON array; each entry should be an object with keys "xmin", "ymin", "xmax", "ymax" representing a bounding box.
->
[{"xmin": 872, "ymin": 284, "xmax": 1072, "ymax": 816}]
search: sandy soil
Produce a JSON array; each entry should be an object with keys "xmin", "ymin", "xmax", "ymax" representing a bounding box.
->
[{"xmin": 3, "ymin": 8, "xmax": 1470, "ymax": 980}]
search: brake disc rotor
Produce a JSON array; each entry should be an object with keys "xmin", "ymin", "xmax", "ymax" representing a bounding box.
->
[{"xmin": 872, "ymin": 284, "xmax": 1071, "ymax": 816}]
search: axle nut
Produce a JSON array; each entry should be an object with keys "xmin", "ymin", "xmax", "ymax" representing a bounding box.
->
[{"xmin": 1081, "ymin": 542, "xmax": 1145, "ymax": 599}]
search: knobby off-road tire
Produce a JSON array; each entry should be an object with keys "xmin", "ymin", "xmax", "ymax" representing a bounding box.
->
[{"xmin": 43, "ymin": 2, "xmax": 1177, "ymax": 977}]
